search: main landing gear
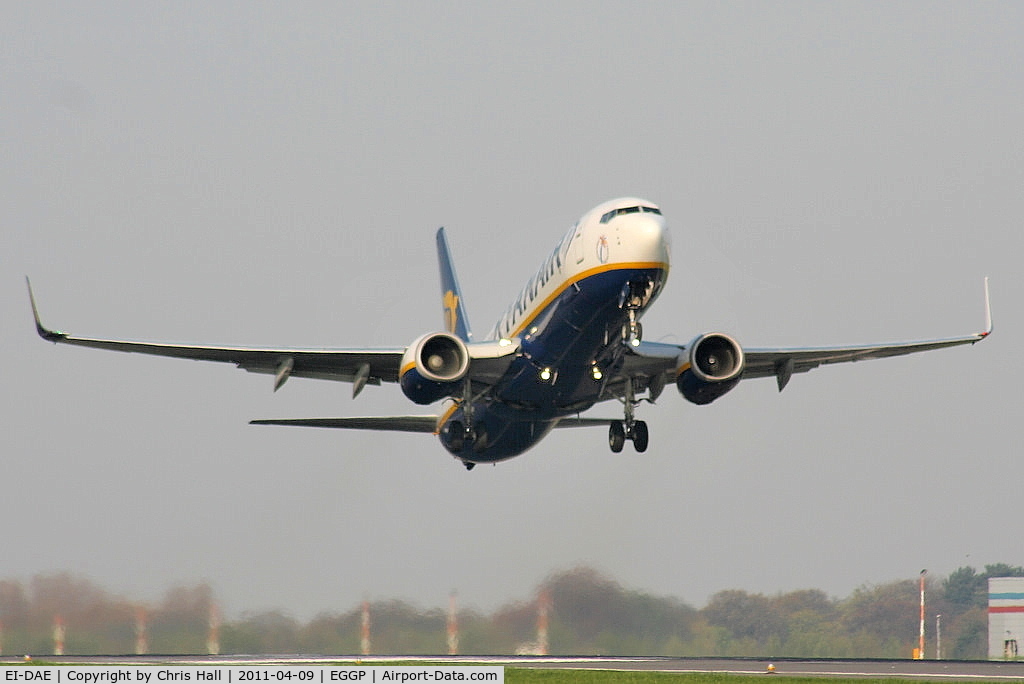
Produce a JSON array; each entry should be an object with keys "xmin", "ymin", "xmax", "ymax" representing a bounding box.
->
[
  {"xmin": 608, "ymin": 418, "xmax": 648, "ymax": 453},
  {"xmin": 608, "ymin": 376, "xmax": 649, "ymax": 453}
]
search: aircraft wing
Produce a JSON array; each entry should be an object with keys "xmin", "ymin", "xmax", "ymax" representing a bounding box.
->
[
  {"xmin": 742, "ymin": 333, "xmax": 989, "ymax": 390},
  {"xmin": 618, "ymin": 332, "xmax": 990, "ymax": 397},
  {"xmin": 28, "ymin": 279, "xmax": 403, "ymax": 393},
  {"xmin": 743, "ymin": 278, "xmax": 991, "ymax": 390},
  {"xmin": 621, "ymin": 278, "xmax": 992, "ymax": 393}
]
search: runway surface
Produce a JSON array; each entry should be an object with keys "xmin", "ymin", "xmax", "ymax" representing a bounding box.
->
[{"xmin": 3, "ymin": 655, "xmax": 1024, "ymax": 680}]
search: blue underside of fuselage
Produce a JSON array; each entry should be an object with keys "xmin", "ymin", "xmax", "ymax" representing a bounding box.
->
[{"xmin": 440, "ymin": 266, "xmax": 667, "ymax": 462}]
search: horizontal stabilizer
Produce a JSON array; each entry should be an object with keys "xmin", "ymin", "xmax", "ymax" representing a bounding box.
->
[
  {"xmin": 554, "ymin": 416, "xmax": 616, "ymax": 428},
  {"xmin": 250, "ymin": 416, "xmax": 439, "ymax": 433}
]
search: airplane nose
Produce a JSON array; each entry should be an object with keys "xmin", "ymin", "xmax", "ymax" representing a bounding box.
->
[{"xmin": 624, "ymin": 213, "xmax": 670, "ymax": 263}]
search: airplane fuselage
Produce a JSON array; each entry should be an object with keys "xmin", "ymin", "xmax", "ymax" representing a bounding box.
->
[{"xmin": 438, "ymin": 198, "xmax": 670, "ymax": 462}]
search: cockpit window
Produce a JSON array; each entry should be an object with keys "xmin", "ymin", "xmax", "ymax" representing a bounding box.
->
[{"xmin": 600, "ymin": 205, "xmax": 662, "ymax": 223}]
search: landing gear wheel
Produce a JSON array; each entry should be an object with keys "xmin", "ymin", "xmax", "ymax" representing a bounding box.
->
[
  {"xmin": 631, "ymin": 420, "xmax": 649, "ymax": 452},
  {"xmin": 609, "ymin": 421, "xmax": 626, "ymax": 453}
]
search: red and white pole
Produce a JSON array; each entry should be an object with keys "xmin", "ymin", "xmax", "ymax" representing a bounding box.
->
[
  {"xmin": 207, "ymin": 603, "xmax": 221, "ymax": 656},
  {"xmin": 361, "ymin": 601, "xmax": 371, "ymax": 656},
  {"xmin": 447, "ymin": 592, "xmax": 459, "ymax": 656},
  {"xmin": 537, "ymin": 590, "xmax": 550, "ymax": 656},
  {"xmin": 135, "ymin": 607, "xmax": 148, "ymax": 655},
  {"xmin": 918, "ymin": 569, "xmax": 927, "ymax": 659},
  {"xmin": 53, "ymin": 616, "xmax": 65, "ymax": 656}
]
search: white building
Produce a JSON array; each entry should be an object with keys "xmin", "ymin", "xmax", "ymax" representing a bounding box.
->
[{"xmin": 989, "ymin": 577, "xmax": 1024, "ymax": 660}]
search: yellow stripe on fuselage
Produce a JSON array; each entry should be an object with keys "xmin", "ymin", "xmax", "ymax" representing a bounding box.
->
[{"xmin": 507, "ymin": 260, "xmax": 669, "ymax": 339}]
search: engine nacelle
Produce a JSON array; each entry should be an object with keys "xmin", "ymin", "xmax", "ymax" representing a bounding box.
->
[
  {"xmin": 399, "ymin": 332, "xmax": 470, "ymax": 405},
  {"xmin": 676, "ymin": 332, "xmax": 744, "ymax": 405}
]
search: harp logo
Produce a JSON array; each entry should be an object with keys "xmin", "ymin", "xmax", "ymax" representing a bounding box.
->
[
  {"xmin": 597, "ymin": 235, "xmax": 610, "ymax": 264},
  {"xmin": 443, "ymin": 290, "xmax": 460, "ymax": 334}
]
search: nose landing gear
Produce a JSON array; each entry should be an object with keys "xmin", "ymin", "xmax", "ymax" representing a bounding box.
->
[
  {"xmin": 619, "ymin": 279, "xmax": 654, "ymax": 346},
  {"xmin": 623, "ymin": 309, "xmax": 643, "ymax": 346}
]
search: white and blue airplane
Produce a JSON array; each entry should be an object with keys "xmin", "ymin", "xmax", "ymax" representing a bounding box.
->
[{"xmin": 29, "ymin": 198, "xmax": 991, "ymax": 469}]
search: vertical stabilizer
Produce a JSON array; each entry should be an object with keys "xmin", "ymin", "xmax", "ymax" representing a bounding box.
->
[{"xmin": 436, "ymin": 227, "xmax": 473, "ymax": 341}]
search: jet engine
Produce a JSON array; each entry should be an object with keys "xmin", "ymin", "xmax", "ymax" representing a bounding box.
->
[
  {"xmin": 399, "ymin": 332, "xmax": 470, "ymax": 404},
  {"xmin": 676, "ymin": 332, "xmax": 744, "ymax": 405}
]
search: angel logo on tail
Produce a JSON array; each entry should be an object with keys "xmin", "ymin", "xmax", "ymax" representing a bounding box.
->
[
  {"xmin": 436, "ymin": 227, "xmax": 473, "ymax": 341},
  {"xmin": 443, "ymin": 290, "xmax": 460, "ymax": 335}
]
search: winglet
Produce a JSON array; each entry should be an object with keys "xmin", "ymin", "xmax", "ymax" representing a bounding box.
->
[
  {"xmin": 25, "ymin": 278, "xmax": 67, "ymax": 343},
  {"xmin": 436, "ymin": 227, "xmax": 473, "ymax": 342},
  {"xmin": 981, "ymin": 276, "xmax": 992, "ymax": 338}
]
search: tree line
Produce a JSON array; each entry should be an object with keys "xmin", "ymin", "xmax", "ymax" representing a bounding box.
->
[{"xmin": 0, "ymin": 564, "xmax": 1020, "ymax": 658}]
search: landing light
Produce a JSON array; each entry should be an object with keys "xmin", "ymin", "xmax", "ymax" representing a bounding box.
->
[
  {"xmin": 540, "ymin": 368, "xmax": 552, "ymax": 381},
  {"xmin": 592, "ymin": 366, "xmax": 603, "ymax": 380},
  {"xmin": 499, "ymin": 338, "xmax": 512, "ymax": 346},
  {"xmin": 631, "ymin": 338, "xmax": 641, "ymax": 347}
]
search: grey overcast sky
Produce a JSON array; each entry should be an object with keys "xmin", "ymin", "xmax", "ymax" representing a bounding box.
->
[{"xmin": 3, "ymin": 2, "xmax": 1022, "ymax": 620}]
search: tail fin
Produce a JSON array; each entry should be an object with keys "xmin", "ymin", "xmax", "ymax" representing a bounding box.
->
[{"xmin": 436, "ymin": 227, "xmax": 473, "ymax": 341}]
